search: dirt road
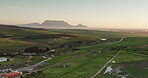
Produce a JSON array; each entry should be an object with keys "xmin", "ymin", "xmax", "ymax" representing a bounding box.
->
[{"xmin": 91, "ymin": 37, "xmax": 125, "ymax": 78}]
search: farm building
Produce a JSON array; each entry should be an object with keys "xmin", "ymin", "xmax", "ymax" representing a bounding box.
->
[
  {"xmin": 101, "ymin": 38, "xmax": 107, "ymax": 41},
  {"xmin": 0, "ymin": 57, "xmax": 7, "ymax": 62},
  {"xmin": 0, "ymin": 72, "xmax": 22, "ymax": 78}
]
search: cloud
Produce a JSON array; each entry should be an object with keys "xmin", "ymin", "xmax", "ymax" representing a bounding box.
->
[{"xmin": 0, "ymin": 4, "xmax": 21, "ymax": 9}]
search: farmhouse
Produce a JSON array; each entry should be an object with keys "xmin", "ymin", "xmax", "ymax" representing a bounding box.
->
[
  {"xmin": 50, "ymin": 49, "xmax": 55, "ymax": 52},
  {"xmin": 101, "ymin": 39, "xmax": 107, "ymax": 41},
  {"xmin": 0, "ymin": 57, "xmax": 7, "ymax": 62}
]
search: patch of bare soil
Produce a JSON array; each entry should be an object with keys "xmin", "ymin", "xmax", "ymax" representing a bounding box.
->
[
  {"xmin": 127, "ymin": 45, "xmax": 148, "ymax": 48},
  {"xmin": 106, "ymin": 60, "xmax": 148, "ymax": 78},
  {"xmin": 118, "ymin": 60, "xmax": 148, "ymax": 68}
]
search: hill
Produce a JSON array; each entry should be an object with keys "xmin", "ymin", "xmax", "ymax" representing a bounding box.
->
[{"xmin": 18, "ymin": 20, "xmax": 88, "ymax": 29}]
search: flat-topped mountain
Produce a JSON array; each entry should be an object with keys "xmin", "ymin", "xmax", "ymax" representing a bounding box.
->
[
  {"xmin": 42, "ymin": 20, "xmax": 71, "ymax": 27},
  {"xmin": 18, "ymin": 20, "xmax": 88, "ymax": 29}
]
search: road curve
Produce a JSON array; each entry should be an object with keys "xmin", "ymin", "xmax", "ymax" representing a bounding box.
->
[{"xmin": 106, "ymin": 37, "xmax": 125, "ymax": 45}]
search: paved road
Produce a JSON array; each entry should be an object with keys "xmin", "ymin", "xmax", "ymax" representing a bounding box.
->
[
  {"xmin": 17, "ymin": 58, "xmax": 51, "ymax": 71},
  {"xmin": 20, "ymin": 49, "xmax": 97, "ymax": 77},
  {"xmin": 106, "ymin": 37, "xmax": 125, "ymax": 45},
  {"xmin": 91, "ymin": 37, "xmax": 125, "ymax": 78}
]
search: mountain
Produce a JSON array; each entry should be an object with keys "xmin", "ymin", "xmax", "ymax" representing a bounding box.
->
[
  {"xmin": 18, "ymin": 20, "xmax": 88, "ymax": 29},
  {"xmin": 74, "ymin": 24, "xmax": 87, "ymax": 29},
  {"xmin": 18, "ymin": 23, "xmax": 41, "ymax": 27},
  {"xmin": 42, "ymin": 20, "xmax": 71, "ymax": 27}
]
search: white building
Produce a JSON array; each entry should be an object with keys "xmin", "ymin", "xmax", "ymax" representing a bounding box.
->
[
  {"xmin": 104, "ymin": 66, "xmax": 113, "ymax": 74},
  {"xmin": 101, "ymin": 39, "xmax": 107, "ymax": 41},
  {"xmin": 0, "ymin": 57, "xmax": 7, "ymax": 62}
]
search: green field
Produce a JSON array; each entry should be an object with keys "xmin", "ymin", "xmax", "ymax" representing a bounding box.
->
[
  {"xmin": 25, "ymin": 37, "xmax": 148, "ymax": 78},
  {"xmin": 0, "ymin": 38, "xmax": 38, "ymax": 52},
  {"xmin": 0, "ymin": 25, "xmax": 148, "ymax": 78}
]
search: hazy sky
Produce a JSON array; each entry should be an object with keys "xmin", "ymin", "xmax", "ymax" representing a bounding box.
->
[{"xmin": 0, "ymin": 0, "xmax": 148, "ymax": 29}]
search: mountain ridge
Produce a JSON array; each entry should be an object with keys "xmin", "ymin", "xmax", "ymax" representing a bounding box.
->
[{"xmin": 18, "ymin": 20, "xmax": 88, "ymax": 29}]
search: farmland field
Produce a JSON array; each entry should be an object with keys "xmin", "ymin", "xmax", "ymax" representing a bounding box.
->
[
  {"xmin": 25, "ymin": 37, "xmax": 148, "ymax": 78},
  {"xmin": 0, "ymin": 25, "xmax": 148, "ymax": 78}
]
